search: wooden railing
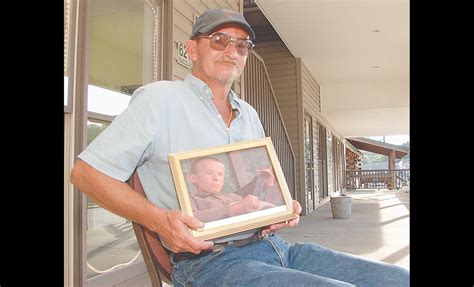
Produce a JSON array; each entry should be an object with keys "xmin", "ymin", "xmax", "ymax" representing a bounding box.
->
[
  {"xmin": 346, "ymin": 169, "xmax": 410, "ymax": 190},
  {"xmin": 243, "ymin": 50, "xmax": 296, "ymax": 198}
]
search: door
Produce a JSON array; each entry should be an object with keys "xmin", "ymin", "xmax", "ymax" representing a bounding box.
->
[
  {"xmin": 326, "ymin": 130, "xmax": 334, "ymax": 195},
  {"xmin": 87, "ymin": 0, "xmax": 162, "ymax": 284},
  {"xmin": 312, "ymin": 120, "xmax": 320, "ymax": 204},
  {"xmin": 319, "ymin": 125, "xmax": 328, "ymax": 198},
  {"xmin": 304, "ymin": 113, "xmax": 315, "ymax": 214}
]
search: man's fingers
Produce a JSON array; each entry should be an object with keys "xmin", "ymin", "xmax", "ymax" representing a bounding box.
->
[
  {"xmin": 183, "ymin": 235, "xmax": 213, "ymax": 254},
  {"xmin": 288, "ymin": 214, "xmax": 300, "ymax": 227},
  {"xmin": 182, "ymin": 213, "xmax": 205, "ymax": 231},
  {"xmin": 179, "ymin": 214, "xmax": 213, "ymax": 252},
  {"xmin": 160, "ymin": 210, "xmax": 214, "ymax": 253},
  {"xmin": 292, "ymin": 200, "xmax": 302, "ymax": 215},
  {"xmin": 168, "ymin": 224, "xmax": 213, "ymax": 253}
]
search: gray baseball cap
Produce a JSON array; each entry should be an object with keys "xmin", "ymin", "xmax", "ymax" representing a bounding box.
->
[{"xmin": 190, "ymin": 7, "xmax": 256, "ymax": 40}]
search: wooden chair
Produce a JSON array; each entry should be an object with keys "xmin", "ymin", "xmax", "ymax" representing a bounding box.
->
[{"xmin": 128, "ymin": 172, "xmax": 173, "ymax": 287}]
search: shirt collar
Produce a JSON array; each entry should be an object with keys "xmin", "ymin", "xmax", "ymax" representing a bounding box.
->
[{"xmin": 185, "ymin": 74, "xmax": 241, "ymax": 111}]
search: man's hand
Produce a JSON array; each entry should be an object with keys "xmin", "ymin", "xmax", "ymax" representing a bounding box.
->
[
  {"xmin": 154, "ymin": 209, "xmax": 213, "ymax": 254},
  {"xmin": 260, "ymin": 200, "xmax": 301, "ymax": 235},
  {"xmin": 70, "ymin": 160, "xmax": 212, "ymax": 254}
]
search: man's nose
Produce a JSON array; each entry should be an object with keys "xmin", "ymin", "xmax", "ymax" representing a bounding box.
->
[{"xmin": 223, "ymin": 42, "xmax": 238, "ymax": 58}]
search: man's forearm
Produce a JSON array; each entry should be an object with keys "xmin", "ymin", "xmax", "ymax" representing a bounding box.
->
[
  {"xmin": 71, "ymin": 160, "xmax": 214, "ymax": 253},
  {"xmin": 70, "ymin": 159, "xmax": 163, "ymax": 232}
]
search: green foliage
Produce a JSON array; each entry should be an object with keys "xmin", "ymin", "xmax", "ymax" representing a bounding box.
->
[
  {"xmin": 87, "ymin": 122, "xmax": 109, "ymax": 145},
  {"xmin": 360, "ymin": 140, "xmax": 410, "ymax": 169},
  {"xmin": 400, "ymin": 141, "xmax": 410, "ymax": 161},
  {"xmin": 360, "ymin": 151, "xmax": 387, "ymax": 169}
]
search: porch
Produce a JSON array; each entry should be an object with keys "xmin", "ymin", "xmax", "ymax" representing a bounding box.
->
[
  {"xmin": 346, "ymin": 169, "xmax": 410, "ymax": 190},
  {"xmin": 280, "ymin": 189, "xmax": 410, "ymax": 270},
  {"xmin": 88, "ymin": 189, "xmax": 409, "ymax": 286}
]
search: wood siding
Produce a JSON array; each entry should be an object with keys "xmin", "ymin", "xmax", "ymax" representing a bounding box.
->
[
  {"xmin": 298, "ymin": 59, "xmax": 347, "ymax": 197},
  {"xmin": 300, "ymin": 60, "xmax": 321, "ymax": 114}
]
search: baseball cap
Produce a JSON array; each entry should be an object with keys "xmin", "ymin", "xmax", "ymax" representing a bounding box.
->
[{"xmin": 190, "ymin": 7, "xmax": 256, "ymax": 40}]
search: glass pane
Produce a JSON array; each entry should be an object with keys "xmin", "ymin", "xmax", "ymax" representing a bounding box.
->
[
  {"xmin": 312, "ymin": 122, "xmax": 319, "ymax": 199},
  {"xmin": 86, "ymin": 0, "xmax": 160, "ymax": 279},
  {"xmin": 87, "ymin": 0, "xmax": 160, "ymax": 116},
  {"xmin": 86, "ymin": 119, "xmax": 144, "ymax": 279},
  {"xmin": 326, "ymin": 130, "xmax": 334, "ymax": 195},
  {"xmin": 88, "ymin": 84, "xmax": 131, "ymax": 116}
]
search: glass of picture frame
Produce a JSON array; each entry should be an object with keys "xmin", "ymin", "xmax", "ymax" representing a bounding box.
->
[{"xmin": 168, "ymin": 137, "xmax": 296, "ymax": 241}]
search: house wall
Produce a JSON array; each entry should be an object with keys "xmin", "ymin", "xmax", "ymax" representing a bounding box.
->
[
  {"xmin": 298, "ymin": 59, "xmax": 349, "ymax": 196},
  {"xmin": 300, "ymin": 60, "xmax": 321, "ymax": 114},
  {"xmin": 298, "ymin": 59, "xmax": 345, "ymax": 140},
  {"xmin": 299, "ymin": 59, "xmax": 322, "ymax": 205}
]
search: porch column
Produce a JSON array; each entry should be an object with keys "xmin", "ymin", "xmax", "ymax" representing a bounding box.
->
[{"xmin": 388, "ymin": 150, "xmax": 396, "ymax": 189}]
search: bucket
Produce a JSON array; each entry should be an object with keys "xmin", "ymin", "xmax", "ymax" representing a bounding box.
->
[{"xmin": 330, "ymin": 195, "xmax": 353, "ymax": 219}]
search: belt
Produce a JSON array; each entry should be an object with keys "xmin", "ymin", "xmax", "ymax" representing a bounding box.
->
[{"xmin": 173, "ymin": 232, "xmax": 270, "ymax": 263}]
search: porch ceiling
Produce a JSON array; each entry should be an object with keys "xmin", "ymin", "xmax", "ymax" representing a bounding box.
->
[{"xmin": 252, "ymin": 0, "xmax": 409, "ymax": 138}]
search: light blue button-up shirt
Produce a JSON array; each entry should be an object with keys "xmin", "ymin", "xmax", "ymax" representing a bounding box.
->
[{"xmin": 78, "ymin": 74, "xmax": 265, "ymax": 242}]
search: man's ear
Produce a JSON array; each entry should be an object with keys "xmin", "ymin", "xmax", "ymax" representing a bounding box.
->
[
  {"xmin": 186, "ymin": 39, "xmax": 198, "ymax": 61},
  {"xmin": 187, "ymin": 173, "xmax": 197, "ymax": 184}
]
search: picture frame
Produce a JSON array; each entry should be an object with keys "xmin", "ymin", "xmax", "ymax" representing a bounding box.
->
[{"xmin": 168, "ymin": 137, "xmax": 296, "ymax": 241}]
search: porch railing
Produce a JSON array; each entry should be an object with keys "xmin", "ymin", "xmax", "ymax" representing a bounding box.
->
[
  {"xmin": 346, "ymin": 169, "xmax": 410, "ymax": 190},
  {"xmin": 243, "ymin": 50, "xmax": 296, "ymax": 198}
]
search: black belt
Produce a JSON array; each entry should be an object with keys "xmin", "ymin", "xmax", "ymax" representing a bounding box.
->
[{"xmin": 173, "ymin": 232, "xmax": 270, "ymax": 263}]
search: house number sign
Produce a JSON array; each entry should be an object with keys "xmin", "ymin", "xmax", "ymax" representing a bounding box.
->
[{"xmin": 177, "ymin": 41, "xmax": 192, "ymax": 69}]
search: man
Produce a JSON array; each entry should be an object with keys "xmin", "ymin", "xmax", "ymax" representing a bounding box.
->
[
  {"xmin": 187, "ymin": 157, "xmax": 281, "ymax": 223},
  {"xmin": 71, "ymin": 7, "xmax": 409, "ymax": 286}
]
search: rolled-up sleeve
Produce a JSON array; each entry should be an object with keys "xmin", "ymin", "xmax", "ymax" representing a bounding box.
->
[{"xmin": 78, "ymin": 87, "xmax": 158, "ymax": 182}]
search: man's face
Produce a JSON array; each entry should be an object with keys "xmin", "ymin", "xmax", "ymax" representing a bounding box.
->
[
  {"xmin": 188, "ymin": 25, "xmax": 249, "ymax": 85},
  {"xmin": 189, "ymin": 159, "xmax": 225, "ymax": 195}
]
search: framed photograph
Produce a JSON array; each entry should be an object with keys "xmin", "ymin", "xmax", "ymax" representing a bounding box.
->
[{"xmin": 168, "ymin": 137, "xmax": 296, "ymax": 241}]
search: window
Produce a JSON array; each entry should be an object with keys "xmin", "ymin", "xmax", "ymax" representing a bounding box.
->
[{"xmin": 85, "ymin": 0, "xmax": 161, "ymax": 280}]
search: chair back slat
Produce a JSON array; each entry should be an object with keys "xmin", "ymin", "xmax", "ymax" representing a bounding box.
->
[{"xmin": 128, "ymin": 172, "xmax": 173, "ymax": 286}]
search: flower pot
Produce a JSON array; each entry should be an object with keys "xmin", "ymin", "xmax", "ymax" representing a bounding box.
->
[{"xmin": 330, "ymin": 195, "xmax": 353, "ymax": 219}]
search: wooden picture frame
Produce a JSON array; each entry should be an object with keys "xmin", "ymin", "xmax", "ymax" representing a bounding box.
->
[{"xmin": 168, "ymin": 137, "xmax": 296, "ymax": 241}]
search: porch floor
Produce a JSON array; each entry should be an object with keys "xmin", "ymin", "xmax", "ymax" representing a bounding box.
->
[
  {"xmin": 279, "ymin": 189, "xmax": 410, "ymax": 270},
  {"xmin": 92, "ymin": 189, "xmax": 409, "ymax": 286}
]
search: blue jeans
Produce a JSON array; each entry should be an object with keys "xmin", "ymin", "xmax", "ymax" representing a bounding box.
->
[{"xmin": 171, "ymin": 234, "xmax": 409, "ymax": 286}]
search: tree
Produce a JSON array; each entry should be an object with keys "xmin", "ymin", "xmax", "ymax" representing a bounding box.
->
[{"xmin": 87, "ymin": 122, "xmax": 109, "ymax": 145}]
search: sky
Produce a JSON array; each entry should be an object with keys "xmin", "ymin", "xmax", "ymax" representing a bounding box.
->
[
  {"xmin": 368, "ymin": 135, "xmax": 409, "ymax": 145},
  {"xmin": 65, "ymin": 76, "xmax": 131, "ymax": 116}
]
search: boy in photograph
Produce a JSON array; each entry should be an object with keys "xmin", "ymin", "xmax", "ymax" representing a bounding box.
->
[{"xmin": 187, "ymin": 156, "xmax": 282, "ymax": 222}]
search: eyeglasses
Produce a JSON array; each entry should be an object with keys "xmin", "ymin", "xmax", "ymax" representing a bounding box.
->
[{"xmin": 196, "ymin": 32, "xmax": 255, "ymax": 56}]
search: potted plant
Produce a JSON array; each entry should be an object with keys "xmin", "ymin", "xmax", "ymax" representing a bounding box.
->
[{"xmin": 330, "ymin": 189, "xmax": 353, "ymax": 219}]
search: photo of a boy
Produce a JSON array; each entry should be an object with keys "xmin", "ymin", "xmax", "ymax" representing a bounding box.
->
[{"xmin": 187, "ymin": 157, "xmax": 283, "ymax": 223}]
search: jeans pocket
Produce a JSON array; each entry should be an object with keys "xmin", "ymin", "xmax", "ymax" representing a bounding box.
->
[
  {"xmin": 173, "ymin": 247, "xmax": 225, "ymax": 286},
  {"xmin": 265, "ymin": 235, "xmax": 288, "ymax": 268}
]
